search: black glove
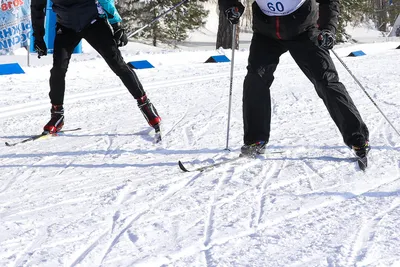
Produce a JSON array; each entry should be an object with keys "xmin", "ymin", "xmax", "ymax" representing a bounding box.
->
[
  {"xmin": 224, "ymin": 3, "xmax": 245, "ymax": 25},
  {"xmin": 112, "ymin": 23, "xmax": 128, "ymax": 47},
  {"xmin": 34, "ymin": 37, "xmax": 47, "ymax": 58},
  {"xmin": 318, "ymin": 30, "xmax": 335, "ymax": 49}
]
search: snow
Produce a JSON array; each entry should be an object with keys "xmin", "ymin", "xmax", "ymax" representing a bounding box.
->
[{"xmin": 1, "ymin": 12, "xmax": 400, "ymax": 267}]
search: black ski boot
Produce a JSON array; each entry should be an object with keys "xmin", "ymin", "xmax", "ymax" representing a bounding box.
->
[
  {"xmin": 352, "ymin": 141, "xmax": 371, "ymax": 171},
  {"xmin": 43, "ymin": 105, "xmax": 64, "ymax": 134},
  {"xmin": 241, "ymin": 141, "xmax": 267, "ymax": 157}
]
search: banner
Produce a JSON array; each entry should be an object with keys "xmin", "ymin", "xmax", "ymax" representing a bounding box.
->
[{"xmin": 0, "ymin": 0, "xmax": 31, "ymax": 55}]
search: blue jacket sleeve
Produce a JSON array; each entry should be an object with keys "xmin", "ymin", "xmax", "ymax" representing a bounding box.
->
[{"xmin": 97, "ymin": 0, "xmax": 122, "ymax": 25}]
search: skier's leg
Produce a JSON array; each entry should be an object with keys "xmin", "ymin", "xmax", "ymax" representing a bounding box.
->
[
  {"xmin": 50, "ymin": 24, "xmax": 81, "ymax": 105},
  {"xmin": 45, "ymin": 24, "xmax": 81, "ymax": 133},
  {"xmin": 82, "ymin": 19, "xmax": 144, "ymax": 98},
  {"xmin": 288, "ymin": 33, "xmax": 369, "ymax": 148},
  {"xmin": 83, "ymin": 19, "xmax": 161, "ymax": 127},
  {"xmin": 243, "ymin": 33, "xmax": 287, "ymax": 146}
]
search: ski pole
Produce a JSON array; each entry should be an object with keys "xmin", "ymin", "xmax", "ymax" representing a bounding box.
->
[
  {"xmin": 127, "ymin": 0, "xmax": 189, "ymax": 38},
  {"xmin": 225, "ymin": 25, "xmax": 237, "ymax": 150},
  {"xmin": 331, "ymin": 49, "xmax": 400, "ymax": 137}
]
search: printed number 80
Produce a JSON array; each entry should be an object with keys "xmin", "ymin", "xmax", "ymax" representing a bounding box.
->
[{"xmin": 267, "ymin": 2, "xmax": 285, "ymax": 12}]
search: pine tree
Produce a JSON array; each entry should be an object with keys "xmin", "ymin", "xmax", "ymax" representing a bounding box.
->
[
  {"xmin": 164, "ymin": 0, "xmax": 209, "ymax": 47},
  {"xmin": 117, "ymin": 0, "xmax": 209, "ymax": 47},
  {"xmin": 337, "ymin": 0, "xmax": 400, "ymax": 41},
  {"xmin": 336, "ymin": 0, "xmax": 370, "ymax": 42},
  {"xmin": 115, "ymin": 0, "xmax": 142, "ymax": 33}
]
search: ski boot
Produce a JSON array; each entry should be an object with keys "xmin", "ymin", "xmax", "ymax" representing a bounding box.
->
[
  {"xmin": 241, "ymin": 141, "xmax": 267, "ymax": 157},
  {"xmin": 43, "ymin": 105, "xmax": 64, "ymax": 134},
  {"xmin": 352, "ymin": 141, "xmax": 371, "ymax": 171},
  {"xmin": 137, "ymin": 95, "xmax": 162, "ymax": 142}
]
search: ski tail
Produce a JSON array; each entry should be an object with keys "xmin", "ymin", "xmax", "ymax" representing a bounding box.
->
[
  {"xmin": 357, "ymin": 156, "xmax": 368, "ymax": 171},
  {"xmin": 178, "ymin": 156, "xmax": 244, "ymax": 172},
  {"xmin": 154, "ymin": 124, "xmax": 162, "ymax": 144},
  {"xmin": 4, "ymin": 128, "xmax": 82, "ymax": 147},
  {"xmin": 177, "ymin": 151, "xmax": 284, "ymax": 172}
]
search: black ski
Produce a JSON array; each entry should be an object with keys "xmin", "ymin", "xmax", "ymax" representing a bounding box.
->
[
  {"xmin": 5, "ymin": 127, "xmax": 82, "ymax": 147},
  {"xmin": 351, "ymin": 146, "xmax": 370, "ymax": 171},
  {"xmin": 178, "ymin": 151, "xmax": 284, "ymax": 172},
  {"xmin": 154, "ymin": 125, "xmax": 162, "ymax": 143},
  {"xmin": 178, "ymin": 155, "xmax": 245, "ymax": 172},
  {"xmin": 356, "ymin": 156, "xmax": 368, "ymax": 171}
]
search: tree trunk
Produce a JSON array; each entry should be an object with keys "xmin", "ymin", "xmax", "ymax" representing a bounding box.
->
[
  {"xmin": 153, "ymin": 35, "xmax": 157, "ymax": 46},
  {"xmin": 216, "ymin": 10, "xmax": 240, "ymax": 49},
  {"xmin": 151, "ymin": 24, "xmax": 157, "ymax": 47},
  {"xmin": 375, "ymin": 0, "xmax": 387, "ymax": 31},
  {"xmin": 240, "ymin": 0, "xmax": 253, "ymax": 32}
]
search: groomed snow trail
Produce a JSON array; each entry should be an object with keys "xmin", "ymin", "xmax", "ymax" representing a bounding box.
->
[{"xmin": 1, "ymin": 43, "xmax": 399, "ymax": 267}]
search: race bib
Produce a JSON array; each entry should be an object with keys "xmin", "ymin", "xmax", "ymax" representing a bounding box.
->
[{"xmin": 256, "ymin": 0, "xmax": 306, "ymax": 16}]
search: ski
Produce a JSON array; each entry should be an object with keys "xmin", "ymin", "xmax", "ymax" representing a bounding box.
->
[
  {"xmin": 5, "ymin": 127, "xmax": 82, "ymax": 147},
  {"xmin": 178, "ymin": 151, "xmax": 284, "ymax": 172},
  {"xmin": 178, "ymin": 155, "xmax": 245, "ymax": 172},
  {"xmin": 351, "ymin": 145, "xmax": 370, "ymax": 171},
  {"xmin": 154, "ymin": 125, "xmax": 162, "ymax": 144},
  {"xmin": 356, "ymin": 156, "xmax": 368, "ymax": 171}
]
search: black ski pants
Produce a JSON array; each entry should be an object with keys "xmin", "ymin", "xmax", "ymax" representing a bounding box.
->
[
  {"xmin": 243, "ymin": 32, "xmax": 369, "ymax": 148},
  {"xmin": 49, "ymin": 18, "xmax": 145, "ymax": 105}
]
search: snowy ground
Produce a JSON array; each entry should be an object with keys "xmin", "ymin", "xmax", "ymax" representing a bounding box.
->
[{"xmin": 1, "ymin": 26, "xmax": 400, "ymax": 267}]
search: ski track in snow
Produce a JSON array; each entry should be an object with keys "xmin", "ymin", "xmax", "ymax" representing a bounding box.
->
[
  {"xmin": 350, "ymin": 199, "xmax": 400, "ymax": 267},
  {"xmin": 97, "ymin": 172, "xmax": 207, "ymax": 266},
  {"xmin": 252, "ymin": 161, "xmax": 284, "ymax": 228},
  {"xmin": 1, "ymin": 41, "xmax": 400, "ymax": 266}
]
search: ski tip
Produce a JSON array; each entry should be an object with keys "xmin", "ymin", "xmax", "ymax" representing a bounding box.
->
[
  {"xmin": 178, "ymin": 161, "xmax": 190, "ymax": 172},
  {"xmin": 5, "ymin": 142, "xmax": 13, "ymax": 147}
]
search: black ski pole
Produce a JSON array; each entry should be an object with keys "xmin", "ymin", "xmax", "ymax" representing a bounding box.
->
[
  {"xmin": 225, "ymin": 24, "xmax": 238, "ymax": 151},
  {"xmin": 127, "ymin": 0, "xmax": 189, "ymax": 38},
  {"xmin": 331, "ymin": 49, "xmax": 400, "ymax": 137}
]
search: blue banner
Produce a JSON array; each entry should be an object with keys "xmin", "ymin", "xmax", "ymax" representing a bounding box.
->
[{"xmin": 0, "ymin": 0, "xmax": 31, "ymax": 55}]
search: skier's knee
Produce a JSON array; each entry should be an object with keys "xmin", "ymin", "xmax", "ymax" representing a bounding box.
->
[
  {"xmin": 50, "ymin": 66, "xmax": 68, "ymax": 78},
  {"xmin": 247, "ymin": 64, "xmax": 275, "ymax": 85},
  {"xmin": 245, "ymin": 70, "xmax": 274, "ymax": 88},
  {"xmin": 109, "ymin": 62, "xmax": 131, "ymax": 76}
]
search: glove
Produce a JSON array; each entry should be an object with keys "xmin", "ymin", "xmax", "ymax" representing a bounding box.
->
[
  {"xmin": 224, "ymin": 3, "xmax": 245, "ymax": 25},
  {"xmin": 318, "ymin": 30, "xmax": 335, "ymax": 49},
  {"xmin": 112, "ymin": 23, "xmax": 128, "ymax": 47},
  {"xmin": 34, "ymin": 37, "xmax": 47, "ymax": 59}
]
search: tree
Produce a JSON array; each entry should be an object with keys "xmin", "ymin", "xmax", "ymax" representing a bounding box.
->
[
  {"xmin": 216, "ymin": 11, "xmax": 240, "ymax": 49},
  {"xmin": 240, "ymin": 0, "xmax": 254, "ymax": 32},
  {"xmin": 216, "ymin": 0, "xmax": 253, "ymax": 49},
  {"xmin": 337, "ymin": 0, "xmax": 400, "ymax": 41},
  {"xmin": 336, "ymin": 0, "xmax": 370, "ymax": 42},
  {"xmin": 115, "ymin": 0, "xmax": 143, "ymax": 33},
  {"xmin": 163, "ymin": 0, "xmax": 209, "ymax": 47},
  {"xmin": 117, "ymin": 0, "xmax": 208, "ymax": 47}
]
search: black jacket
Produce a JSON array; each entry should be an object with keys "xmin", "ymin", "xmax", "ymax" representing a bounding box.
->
[
  {"xmin": 218, "ymin": 0, "xmax": 339, "ymax": 40},
  {"xmin": 31, "ymin": 0, "xmax": 99, "ymax": 37}
]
